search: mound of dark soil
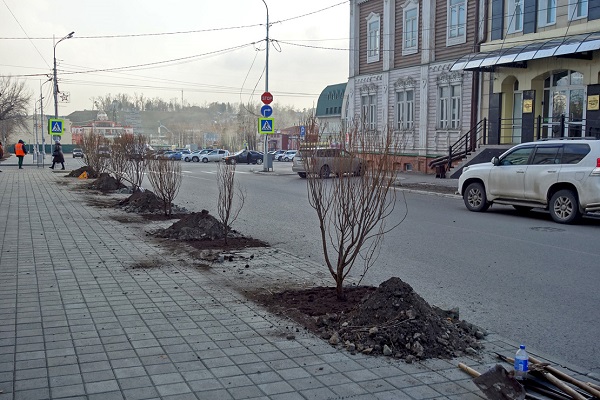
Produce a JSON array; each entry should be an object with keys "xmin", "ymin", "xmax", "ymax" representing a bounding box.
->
[
  {"xmin": 88, "ymin": 173, "xmax": 127, "ymax": 192},
  {"xmin": 118, "ymin": 190, "xmax": 165, "ymax": 213},
  {"xmin": 253, "ymin": 278, "xmax": 484, "ymax": 362},
  {"xmin": 67, "ymin": 166, "xmax": 99, "ymax": 179},
  {"xmin": 154, "ymin": 210, "xmax": 227, "ymax": 240}
]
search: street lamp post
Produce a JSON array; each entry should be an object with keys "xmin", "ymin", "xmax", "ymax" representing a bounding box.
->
[{"xmin": 53, "ymin": 31, "xmax": 74, "ymax": 120}]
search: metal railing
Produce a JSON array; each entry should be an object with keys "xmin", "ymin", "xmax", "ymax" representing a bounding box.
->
[{"xmin": 428, "ymin": 118, "xmax": 488, "ymax": 175}]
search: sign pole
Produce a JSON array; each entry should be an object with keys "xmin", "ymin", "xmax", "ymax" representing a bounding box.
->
[{"xmin": 262, "ymin": 0, "xmax": 270, "ymax": 172}]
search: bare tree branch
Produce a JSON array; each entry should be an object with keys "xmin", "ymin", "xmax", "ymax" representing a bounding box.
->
[
  {"xmin": 146, "ymin": 158, "xmax": 182, "ymax": 216},
  {"xmin": 302, "ymin": 116, "xmax": 404, "ymax": 300},
  {"xmin": 216, "ymin": 161, "xmax": 245, "ymax": 244}
]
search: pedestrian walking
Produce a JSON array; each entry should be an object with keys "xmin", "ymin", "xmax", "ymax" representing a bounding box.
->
[
  {"xmin": 0, "ymin": 141, "xmax": 4, "ymax": 172},
  {"xmin": 50, "ymin": 140, "xmax": 65, "ymax": 170},
  {"xmin": 15, "ymin": 139, "xmax": 27, "ymax": 169}
]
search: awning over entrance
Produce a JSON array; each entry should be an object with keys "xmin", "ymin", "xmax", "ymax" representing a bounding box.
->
[{"xmin": 451, "ymin": 31, "xmax": 600, "ymax": 71}]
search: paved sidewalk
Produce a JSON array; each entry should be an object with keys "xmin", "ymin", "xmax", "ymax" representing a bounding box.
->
[{"xmin": 0, "ymin": 166, "xmax": 597, "ymax": 400}]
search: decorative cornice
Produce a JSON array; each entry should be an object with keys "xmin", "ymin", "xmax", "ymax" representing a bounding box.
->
[
  {"xmin": 355, "ymin": 74, "xmax": 383, "ymax": 84},
  {"xmin": 437, "ymin": 71, "xmax": 463, "ymax": 84},
  {"xmin": 359, "ymin": 83, "xmax": 379, "ymax": 94},
  {"xmin": 394, "ymin": 76, "xmax": 417, "ymax": 89}
]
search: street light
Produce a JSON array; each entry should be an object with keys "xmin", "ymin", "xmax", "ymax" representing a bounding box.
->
[
  {"xmin": 261, "ymin": 0, "xmax": 271, "ymax": 172},
  {"xmin": 53, "ymin": 31, "xmax": 74, "ymax": 119}
]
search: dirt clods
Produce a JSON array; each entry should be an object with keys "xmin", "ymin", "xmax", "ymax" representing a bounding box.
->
[
  {"xmin": 67, "ymin": 166, "xmax": 98, "ymax": 178},
  {"xmin": 88, "ymin": 173, "xmax": 127, "ymax": 192},
  {"xmin": 154, "ymin": 210, "xmax": 227, "ymax": 240},
  {"xmin": 258, "ymin": 277, "xmax": 484, "ymax": 362}
]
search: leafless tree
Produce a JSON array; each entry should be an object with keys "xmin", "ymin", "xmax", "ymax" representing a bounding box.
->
[
  {"xmin": 302, "ymin": 119, "xmax": 404, "ymax": 300},
  {"xmin": 216, "ymin": 161, "xmax": 245, "ymax": 244},
  {"xmin": 81, "ymin": 132, "xmax": 110, "ymax": 176},
  {"xmin": 0, "ymin": 76, "xmax": 31, "ymax": 144},
  {"xmin": 124, "ymin": 134, "xmax": 148, "ymax": 192},
  {"xmin": 146, "ymin": 158, "xmax": 182, "ymax": 216},
  {"xmin": 109, "ymin": 135, "xmax": 130, "ymax": 185}
]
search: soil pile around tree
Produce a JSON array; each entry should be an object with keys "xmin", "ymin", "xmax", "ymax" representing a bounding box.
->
[
  {"xmin": 154, "ymin": 210, "xmax": 227, "ymax": 240},
  {"xmin": 257, "ymin": 277, "xmax": 484, "ymax": 362},
  {"xmin": 67, "ymin": 166, "xmax": 99, "ymax": 179},
  {"xmin": 88, "ymin": 173, "xmax": 127, "ymax": 192},
  {"xmin": 118, "ymin": 190, "xmax": 166, "ymax": 213}
]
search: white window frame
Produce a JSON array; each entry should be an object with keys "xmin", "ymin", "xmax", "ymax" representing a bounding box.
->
[
  {"xmin": 402, "ymin": 0, "xmax": 419, "ymax": 55},
  {"xmin": 396, "ymin": 89, "xmax": 415, "ymax": 130},
  {"xmin": 366, "ymin": 13, "xmax": 381, "ymax": 63},
  {"xmin": 568, "ymin": 0, "xmax": 588, "ymax": 20},
  {"xmin": 361, "ymin": 94, "xmax": 378, "ymax": 131},
  {"xmin": 447, "ymin": 0, "xmax": 467, "ymax": 46},
  {"xmin": 438, "ymin": 84, "xmax": 461, "ymax": 130},
  {"xmin": 537, "ymin": 0, "xmax": 556, "ymax": 27},
  {"xmin": 507, "ymin": 0, "xmax": 525, "ymax": 33}
]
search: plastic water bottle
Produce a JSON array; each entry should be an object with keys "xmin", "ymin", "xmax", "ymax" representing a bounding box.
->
[{"xmin": 514, "ymin": 344, "xmax": 528, "ymax": 380}]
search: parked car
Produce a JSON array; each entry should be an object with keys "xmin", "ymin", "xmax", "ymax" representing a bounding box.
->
[
  {"xmin": 458, "ymin": 138, "xmax": 600, "ymax": 224},
  {"xmin": 167, "ymin": 151, "xmax": 182, "ymax": 161},
  {"xmin": 223, "ymin": 150, "xmax": 264, "ymax": 165},
  {"xmin": 200, "ymin": 149, "xmax": 229, "ymax": 163},
  {"xmin": 281, "ymin": 150, "xmax": 297, "ymax": 162},
  {"xmin": 72, "ymin": 148, "xmax": 84, "ymax": 158},
  {"xmin": 272, "ymin": 150, "xmax": 287, "ymax": 161},
  {"xmin": 98, "ymin": 146, "xmax": 110, "ymax": 158},
  {"xmin": 183, "ymin": 149, "xmax": 211, "ymax": 162},
  {"xmin": 292, "ymin": 148, "xmax": 363, "ymax": 178}
]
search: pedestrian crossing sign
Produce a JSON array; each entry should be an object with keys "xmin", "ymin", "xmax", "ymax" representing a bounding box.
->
[
  {"xmin": 48, "ymin": 119, "xmax": 64, "ymax": 136},
  {"xmin": 258, "ymin": 118, "xmax": 274, "ymax": 135}
]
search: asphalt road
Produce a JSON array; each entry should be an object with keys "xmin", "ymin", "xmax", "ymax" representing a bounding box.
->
[{"xmin": 174, "ymin": 160, "xmax": 600, "ymax": 373}]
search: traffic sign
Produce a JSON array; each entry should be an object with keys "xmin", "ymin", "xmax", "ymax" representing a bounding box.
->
[
  {"xmin": 258, "ymin": 118, "xmax": 274, "ymax": 134},
  {"xmin": 300, "ymin": 126, "xmax": 306, "ymax": 138},
  {"xmin": 261, "ymin": 105, "xmax": 273, "ymax": 117},
  {"xmin": 48, "ymin": 119, "xmax": 64, "ymax": 136},
  {"xmin": 261, "ymin": 91, "xmax": 273, "ymax": 104}
]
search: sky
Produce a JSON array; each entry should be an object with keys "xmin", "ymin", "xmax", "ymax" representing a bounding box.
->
[{"xmin": 0, "ymin": 0, "xmax": 350, "ymax": 115}]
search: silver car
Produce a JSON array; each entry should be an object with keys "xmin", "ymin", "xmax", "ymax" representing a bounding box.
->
[
  {"xmin": 200, "ymin": 149, "xmax": 229, "ymax": 163},
  {"xmin": 458, "ymin": 139, "xmax": 600, "ymax": 224}
]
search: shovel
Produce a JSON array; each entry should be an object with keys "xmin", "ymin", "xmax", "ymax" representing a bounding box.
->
[{"xmin": 459, "ymin": 363, "xmax": 527, "ymax": 400}]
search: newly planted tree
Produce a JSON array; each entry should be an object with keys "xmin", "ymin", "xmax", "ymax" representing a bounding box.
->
[
  {"xmin": 302, "ymin": 121, "xmax": 403, "ymax": 300},
  {"xmin": 216, "ymin": 161, "xmax": 245, "ymax": 244},
  {"xmin": 81, "ymin": 132, "xmax": 109, "ymax": 176},
  {"xmin": 146, "ymin": 158, "xmax": 182, "ymax": 216}
]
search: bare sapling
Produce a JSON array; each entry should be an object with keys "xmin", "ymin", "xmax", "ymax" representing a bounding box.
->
[
  {"xmin": 108, "ymin": 135, "xmax": 130, "ymax": 185},
  {"xmin": 216, "ymin": 161, "xmax": 245, "ymax": 244},
  {"xmin": 146, "ymin": 158, "xmax": 182, "ymax": 216},
  {"xmin": 121, "ymin": 134, "xmax": 148, "ymax": 192},
  {"xmin": 81, "ymin": 132, "xmax": 109, "ymax": 175},
  {"xmin": 302, "ymin": 121, "xmax": 403, "ymax": 300}
]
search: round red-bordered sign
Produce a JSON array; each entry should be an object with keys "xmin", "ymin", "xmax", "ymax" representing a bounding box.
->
[{"xmin": 261, "ymin": 91, "xmax": 273, "ymax": 104}]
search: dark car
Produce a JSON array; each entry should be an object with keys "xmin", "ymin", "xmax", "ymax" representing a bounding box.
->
[
  {"xmin": 72, "ymin": 148, "xmax": 84, "ymax": 158},
  {"xmin": 224, "ymin": 150, "xmax": 264, "ymax": 165}
]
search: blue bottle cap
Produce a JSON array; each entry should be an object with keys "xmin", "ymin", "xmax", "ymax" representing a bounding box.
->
[{"xmin": 520, "ymin": 345, "xmax": 526, "ymax": 349}]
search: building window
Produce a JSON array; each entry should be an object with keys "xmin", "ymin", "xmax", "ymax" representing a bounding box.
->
[
  {"xmin": 568, "ymin": 0, "xmax": 588, "ymax": 20},
  {"xmin": 361, "ymin": 94, "xmax": 377, "ymax": 131},
  {"xmin": 507, "ymin": 0, "xmax": 524, "ymax": 32},
  {"xmin": 538, "ymin": 0, "xmax": 556, "ymax": 27},
  {"xmin": 402, "ymin": 1, "xmax": 419, "ymax": 55},
  {"xmin": 447, "ymin": 0, "xmax": 467, "ymax": 45},
  {"xmin": 396, "ymin": 90, "xmax": 415, "ymax": 130},
  {"xmin": 366, "ymin": 13, "xmax": 380, "ymax": 63},
  {"xmin": 438, "ymin": 84, "xmax": 461, "ymax": 129}
]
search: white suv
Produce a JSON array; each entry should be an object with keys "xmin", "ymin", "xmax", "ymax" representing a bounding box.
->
[{"xmin": 458, "ymin": 139, "xmax": 600, "ymax": 224}]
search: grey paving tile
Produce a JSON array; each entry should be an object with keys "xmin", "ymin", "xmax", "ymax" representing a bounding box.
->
[
  {"xmin": 122, "ymin": 386, "xmax": 160, "ymax": 400},
  {"xmin": 51, "ymin": 383, "xmax": 86, "ymax": 399},
  {"xmin": 156, "ymin": 382, "xmax": 192, "ymax": 396},
  {"xmin": 150, "ymin": 372, "xmax": 185, "ymax": 385},
  {"xmin": 13, "ymin": 388, "xmax": 50, "ymax": 400},
  {"xmin": 85, "ymin": 379, "xmax": 121, "ymax": 394},
  {"xmin": 83, "ymin": 369, "xmax": 117, "ymax": 383},
  {"xmin": 14, "ymin": 377, "xmax": 47, "ymax": 391},
  {"xmin": 401, "ymin": 384, "xmax": 444, "ymax": 399},
  {"xmin": 118, "ymin": 376, "xmax": 154, "ymax": 390}
]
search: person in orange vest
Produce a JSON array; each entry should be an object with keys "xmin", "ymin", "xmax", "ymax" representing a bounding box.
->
[{"xmin": 14, "ymin": 139, "xmax": 27, "ymax": 169}]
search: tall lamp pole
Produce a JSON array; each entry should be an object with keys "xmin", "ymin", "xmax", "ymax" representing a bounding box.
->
[
  {"xmin": 53, "ymin": 31, "xmax": 74, "ymax": 119},
  {"xmin": 261, "ymin": 0, "xmax": 270, "ymax": 172}
]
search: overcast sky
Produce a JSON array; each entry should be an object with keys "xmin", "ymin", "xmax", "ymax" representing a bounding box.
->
[{"xmin": 0, "ymin": 0, "xmax": 350, "ymax": 115}]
